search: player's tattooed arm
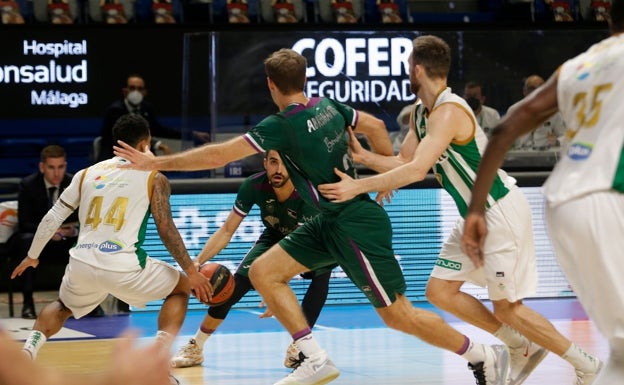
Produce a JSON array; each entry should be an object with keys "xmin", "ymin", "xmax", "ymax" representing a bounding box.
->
[{"xmin": 150, "ymin": 173, "xmax": 194, "ymax": 272}]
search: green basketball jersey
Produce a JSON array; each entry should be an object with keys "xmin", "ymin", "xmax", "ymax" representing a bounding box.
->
[
  {"xmin": 412, "ymin": 88, "xmax": 514, "ymax": 217},
  {"xmin": 244, "ymin": 97, "xmax": 369, "ymax": 213},
  {"xmin": 233, "ymin": 171, "xmax": 318, "ymax": 239}
]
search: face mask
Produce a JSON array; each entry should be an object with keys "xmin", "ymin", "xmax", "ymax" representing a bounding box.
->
[
  {"xmin": 127, "ymin": 90, "xmax": 143, "ymax": 106},
  {"xmin": 465, "ymin": 96, "xmax": 481, "ymax": 112}
]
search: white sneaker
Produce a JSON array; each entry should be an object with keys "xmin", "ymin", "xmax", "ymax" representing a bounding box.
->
[
  {"xmin": 274, "ymin": 350, "xmax": 340, "ymax": 385},
  {"xmin": 170, "ymin": 339, "xmax": 204, "ymax": 368},
  {"xmin": 468, "ymin": 345, "xmax": 510, "ymax": 385},
  {"xmin": 284, "ymin": 342, "xmax": 306, "ymax": 369},
  {"xmin": 575, "ymin": 359, "xmax": 603, "ymax": 385},
  {"xmin": 508, "ymin": 341, "xmax": 548, "ymax": 385}
]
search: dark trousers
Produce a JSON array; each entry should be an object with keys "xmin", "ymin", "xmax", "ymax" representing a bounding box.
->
[{"xmin": 12, "ymin": 232, "xmax": 75, "ymax": 305}]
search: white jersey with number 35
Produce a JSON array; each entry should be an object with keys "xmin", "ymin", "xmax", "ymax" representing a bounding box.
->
[
  {"xmin": 62, "ymin": 157, "xmax": 157, "ymax": 272},
  {"xmin": 544, "ymin": 33, "xmax": 624, "ymax": 206}
]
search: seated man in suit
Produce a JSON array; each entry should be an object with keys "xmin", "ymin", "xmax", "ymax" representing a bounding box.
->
[{"xmin": 13, "ymin": 145, "xmax": 78, "ymax": 319}]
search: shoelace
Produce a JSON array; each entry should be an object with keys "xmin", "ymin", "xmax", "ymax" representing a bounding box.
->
[
  {"xmin": 287, "ymin": 352, "xmax": 306, "ymax": 369},
  {"xmin": 179, "ymin": 340, "xmax": 199, "ymax": 353},
  {"xmin": 468, "ymin": 362, "xmax": 487, "ymax": 385},
  {"xmin": 286, "ymin": 355, "xmax": 321, "ymax": 378}
]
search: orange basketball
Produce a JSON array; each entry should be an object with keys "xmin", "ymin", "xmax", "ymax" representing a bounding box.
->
[{"xmin": 199, "ymin": 263, "xmax": 235, "ymax": 306}]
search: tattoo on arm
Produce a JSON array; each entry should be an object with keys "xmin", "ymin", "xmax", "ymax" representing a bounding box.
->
[{"xmin": 150, "ymin": 173, "xmax": 193, "ymax": 271}]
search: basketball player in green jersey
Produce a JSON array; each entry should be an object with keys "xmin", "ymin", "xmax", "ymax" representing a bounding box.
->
[
  {"xmin": 115, "ymin": 48, "xmax": 511, "ymax": 385},
  {"xmin": 171, "ymin": 149, "xmax": 334, "ymax": 369},
  {"xmin": 318, "ymin": 35, "xmax": 602, "ymax": 385}
]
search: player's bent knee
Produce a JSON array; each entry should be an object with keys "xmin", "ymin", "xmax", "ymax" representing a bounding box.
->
[
  {"xmin": 172, "ymin": 272, "xmax": 192, "ymax": 296},
  {"xmin": 376, "ymin": 296, "xmax": 411, "ymax": 332},
  {"xmin": 491, "ymin": 301, "xmax": 518, "ymax": 324}
]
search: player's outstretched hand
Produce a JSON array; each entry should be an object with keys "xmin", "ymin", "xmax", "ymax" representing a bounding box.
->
[
  {"xmin": 114, "ymin": 141, "xmax": 156, "ymax": 170},
  {"xmin": 11, "ymin": 257, "xmax": 39, "ymax": 279},
  {"xmin": 461, "ymin": 212, "xmax": 488, "ymax": 268},
  {"xmin": 318, "ymin": 168, "xmax": 360, "ymax": 203}
]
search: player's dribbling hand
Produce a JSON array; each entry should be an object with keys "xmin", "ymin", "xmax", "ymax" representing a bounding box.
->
[
  {"xmin": 113, "ymin": 140, "xmax": 156, "ymax": 170},
  {"xmin": 188, "ymin": 269, "xmax": 213, "ymax": 304}
]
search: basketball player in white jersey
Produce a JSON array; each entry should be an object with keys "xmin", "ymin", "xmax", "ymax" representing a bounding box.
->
[
  {"xmin": 11, "ymin": 114, "xmax": 212, "ymax": 384},
  {"xmin": 463, "ymin": 3, "xmax": 624, "ymax": 384},
  {"xmin": 318, "ymin": 35, "xmax": 602, "ymax": 384}
]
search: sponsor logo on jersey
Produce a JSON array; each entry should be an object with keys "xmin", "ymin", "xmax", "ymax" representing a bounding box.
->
[
  {"xmin": 93, "ymin": 175, "xmax": 108, "ymax": 189},
  {"xmin": 435, "ymin": 257, "xmax": 462, "ymax": 271},
  {"xmin": 92, "ymin": 175, "xmax": 130, "ymax": 189},
  {"xmin": 98, "ymin": 240, "xmax": 124, "ymax": 252},
  {"xmin": 574, "ymin": 61, "xmax": 593, "ymax": 81},
  {"xmin": 567, "ymin": 142, "xmax": 593, "ymax": 160}
]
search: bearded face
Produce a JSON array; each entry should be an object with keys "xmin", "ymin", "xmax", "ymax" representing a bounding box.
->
[{"xmin": 264, "ymin": 150, "xmax": 290, "ymax": 188}]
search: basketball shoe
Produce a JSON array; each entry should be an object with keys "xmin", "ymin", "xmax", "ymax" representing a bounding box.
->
[
  {"xmin": 170, "ymin": 339, "xmax": 203, "ymax": 368},
  {"xmin": 508, "ymin": 340, "xmax": 548, "ymax": 385},
  {"xmin": 284, "ymin": 342, "xmax": 306, "ymax": 369},
  {"xmin": 575, "ymin": 359, "xmax": 603, "ymax": 385},
  {"xmin": 467, "ymin": 344, "xmax": 510, "ymax": 385},
  {"xmin": 274, "ymin": 350, "xmax": 340, "ymax": 385}
]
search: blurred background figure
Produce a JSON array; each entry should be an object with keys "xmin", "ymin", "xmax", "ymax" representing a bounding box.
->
[
  {"xmin": 152, "ymin": 0, "xmax": 176, "ymax": 22},
  {"xmin": 511, "ymin": 74, "xmax": 566, "ymax": 150},
  {"xmin": 0, "ymin": 0, "xmax": 25, "ymax": 23},
  {"xmin": 13, "ymin": 145, "xmax": 78, "ymax": 319},
  {"xmin": 377, "ymin": 0, "xmax": 401, "ymax": 23},
  {"xmin": 226, "ymin": 0, "xmax": 250, "ymax": 22},
  {"xmin": 96, "ymin": 73, "xmax": 210, "ymax": 163},
  {"xmin": 463, "ymin": 80, "xmax": 501, "ymax": 136},
  {"xmin": 391, "ymin": 103, "xmax": 412, "ymax": 154}
]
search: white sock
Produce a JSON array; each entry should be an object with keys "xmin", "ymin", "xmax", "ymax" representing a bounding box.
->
[
  {"xmin": 461, "ymin": 341, "xmax": 487, "ymax": 364},
  {"xmin": 562, "ymin": 343, "xmax": 600, "ymax": 373},
  {"xmin": 193, "ymin": 329, "xmax": 211, "ymax": 348},
  {"xmin": 23, "ymin": 330, "xmax": 47, "ymax": 359},
  {"xmin": 494, "ymin": 324, "xmax": 526, "ymax": 349},
  {"xmin": 295, "ymin": 334, "xmax": 323, "ymax": 358}
]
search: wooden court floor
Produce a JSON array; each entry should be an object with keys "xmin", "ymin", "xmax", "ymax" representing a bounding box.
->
[{"xmin": 26, "ymin": 318, "xmax": 607, "ymax": 385}]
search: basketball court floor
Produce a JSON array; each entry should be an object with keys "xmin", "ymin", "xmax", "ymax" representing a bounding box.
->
[{"xmin": 0, "ymin": 296, "xmax": 608, "ymax": 385}]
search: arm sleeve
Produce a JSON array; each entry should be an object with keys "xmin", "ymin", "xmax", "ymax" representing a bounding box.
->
[
  {"xmin": 27, "ymin": 171, "xmax": 83, "ymax": 259},
  {"xmin": 245, "ymin": 115, "xmax": 289, "ymax": 152},
  {"xmin": 331, "ymin": 100, "xmax": 358, "ymax": 128},
  {"xmin": 232, "ymin": 178, "xmax": 255, "ymax": 216}
]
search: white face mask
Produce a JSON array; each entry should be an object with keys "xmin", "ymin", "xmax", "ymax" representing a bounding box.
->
[{"xmin": 127, "ymin": 90, "xmax": 143, "ymax": 106}]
